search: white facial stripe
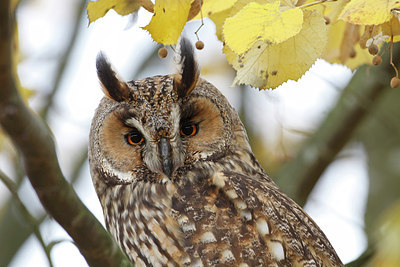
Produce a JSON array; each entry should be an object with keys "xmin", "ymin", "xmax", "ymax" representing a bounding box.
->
[{"xmin": 102, "ymin": 159, "xmax": 134, "ymax": 182}]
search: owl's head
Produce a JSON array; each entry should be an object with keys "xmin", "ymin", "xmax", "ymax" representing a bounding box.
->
[{"xmin": 89, "ymin": 38, "xmax": 248, "ymax": 190}]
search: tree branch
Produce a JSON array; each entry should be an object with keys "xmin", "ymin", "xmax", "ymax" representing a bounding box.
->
[
  {"xmin": 0, "ymin": 1, "xmax": 131, "ymax": 266},
  {"xmin": 0, "ymin": 0, "xmax": 88, "ymax": 262},
  {"xmin": 275, "ymin": 45, "xmax": 397, "ymax": 206}
]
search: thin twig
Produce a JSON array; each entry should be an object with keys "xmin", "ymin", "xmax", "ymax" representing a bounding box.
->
[
  {"xmin": 40, "ymin": 0, "xmax": 88, "ymax": 119},
  {"xmin": 0, "ymin": 170, "xmax": 54, "ymax": 267}
]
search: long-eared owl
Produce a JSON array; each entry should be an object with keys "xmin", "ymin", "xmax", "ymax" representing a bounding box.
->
[{"xmin": 88, "ymin": 38, "xmax": 343, "ymax": 266}]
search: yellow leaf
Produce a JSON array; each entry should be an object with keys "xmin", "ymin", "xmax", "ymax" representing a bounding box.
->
[
  {"xmin": 143, "ymin": 0, "xmax": 193, "ymax": 45},
  {"xmin": 382, "ymin": 16, "xmax": 400, "ymax": 37},
  {"xmin": 319, "ymin": 0, "xmax": 348, "ymax": 22},
  {"xmin": 339, "ymin": 0, "xmax": 400, "ymax": 25},
  {"xmin": 323, "ymin": 20, "xmax": 375, "ymax": 69},
  {"xmin": 282, "ymin": 0, "xmax": 297, "ymax": 6},
  {"xmin": 188, "ymin": 0, "xmax": 202, "ymax": 20},
  {"xmin": 225, "ymin": 10, "xmax": 327, "ymax": 89},
  {"xmin": 209, "ymin": 8, "xmax": 232, "ymax": 41},
  {"xmin": 192, "ymin": 0, "xmax": 236, "ymax": 20},
  {"xmin": 223, "ymin": 1, "xmax": 304, "ymax": 55},
  {"xmin": 87, "ymin": 0, "xmax": 141, "ymax": 24},
  {"xmin": 212, "ymin": 0, "xmax": 272, "ymax": 39},
  {"xmin": 229, "ymin": 0, "xmax": 272, "ymax": 17}
]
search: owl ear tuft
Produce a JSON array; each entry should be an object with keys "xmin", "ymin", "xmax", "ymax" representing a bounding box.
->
[
  {"xmin": 96, "ymin": 52, "xmax": 131, "ymax": 102},
  {"xmin": 174, "ymin": 38, "xmax": 200, "ymax": 99}
]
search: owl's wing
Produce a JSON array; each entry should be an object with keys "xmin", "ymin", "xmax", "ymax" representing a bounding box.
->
[{"xmin": 210, "ymin": 170, "xmax": 343, "ymax": 266}]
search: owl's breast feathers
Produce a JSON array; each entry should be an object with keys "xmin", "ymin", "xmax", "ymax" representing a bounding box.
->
[
  {"xmin": 170, "ymin": 167, "xmax": 342, "ymax": 266},
  {"xmin": 102, "ymin": 152, "xmax": 342, "ymax": 266}
]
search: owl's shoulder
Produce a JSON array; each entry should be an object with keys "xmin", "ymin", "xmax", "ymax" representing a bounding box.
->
[{"xmin": 170, "ymin": 170, "xmax": 341, "ymax": 266}]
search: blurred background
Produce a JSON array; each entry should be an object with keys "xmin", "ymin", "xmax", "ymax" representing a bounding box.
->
[{"xmin": 1, "ymin": 0, "xmax": 400, "ymax": 266}]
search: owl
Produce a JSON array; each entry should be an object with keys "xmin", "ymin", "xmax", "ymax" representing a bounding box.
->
[{"xmin": 89, "ymin": 38, "xmax": 343, "ymax": 266}]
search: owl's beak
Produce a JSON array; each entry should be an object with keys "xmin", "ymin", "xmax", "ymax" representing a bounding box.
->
[{"xmin": 159, "ymin": 137, "xmax": 173, "ymax": 178}]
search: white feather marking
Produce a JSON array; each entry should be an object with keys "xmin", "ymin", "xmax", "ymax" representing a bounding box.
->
[
  {"xmin": 200, "ymin": 232, "xmax": 216, "ymax": 244},
  {"xmin": 190, "ymin": 259, "xmax": 204, "ymax": 267},
  {"xmin": 225, "ymin": 189, "xmax": 238, "ymax": 199},
  {"xmin": 182, "ymin": 256, "xmax": 191, "ymax": 265},
  {"xmin": 256, "ymin": 218, "xmax": 270, "ymax": 235},
  {"xmin": 240, "ymin": 209, "xmax": 252, "ymax": 221},
  {"xmin": 182, "ymin": 223, "xmax": 196, "ymax": 233},
  {"xmin": 235, "ymin": 200, "xmax": 247, "ymax": 210},
  {"xmin": 221, "ymin": 249, "xmax": 235, "ymax": 263},
  {"xmin": 270, "ymin": 241, "xmax": 285, "ymax": 261},
  {"xmin": 177, "ymin": 215, "xmax": 189, "ymax": 225},
  {"xmin": 212, "ymin": 172, "xmax": 226, "ymax": 188}
]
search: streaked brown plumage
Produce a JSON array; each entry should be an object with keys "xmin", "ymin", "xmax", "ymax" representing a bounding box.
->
[{"xmin": 89, "ymin": 38, "xmax": 343, "ymax": 266}]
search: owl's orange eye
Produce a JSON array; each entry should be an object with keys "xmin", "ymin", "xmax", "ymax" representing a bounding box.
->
[
  {"xmin": 125, "ymin": 131, "xmax": 144, "ymax": 146},
  {"xmin": 180, "ymin": 123, "xmax": 198, "ymax": 136}
]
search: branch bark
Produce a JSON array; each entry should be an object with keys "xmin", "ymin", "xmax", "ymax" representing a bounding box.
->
[
  {"xmin": 0, "ymin": 1, "xmax": 131, "ymax": 266},
  {"xmin": 276, "ymin": 45, "xmax": 397, "ymax": 206}
]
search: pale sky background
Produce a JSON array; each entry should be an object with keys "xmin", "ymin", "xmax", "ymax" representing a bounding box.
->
[{"xmin": 0, "ymin": 0, "xmax": 369, "ymax": 266}]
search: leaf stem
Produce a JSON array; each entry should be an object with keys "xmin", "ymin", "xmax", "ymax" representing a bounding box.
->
[
  {"xmin": 194, "ymin": 8, "xmax": 204, "ymax": 41},
  {"xmin": 389, "ymin": 35, "xmax": 399, "ymax": 78},
  {"xmin": 297, "ymin": 0, "xmax": 337, "ymax": 9}
]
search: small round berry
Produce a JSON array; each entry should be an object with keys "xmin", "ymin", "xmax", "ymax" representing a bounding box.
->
[
  {"xmin": 372, "ymin": 55, "xmax": 382, "ymax": 66},
  {"xmin": 158, "ymin": 47, "xmax": 168, "ymax": 58},
  {"xmin": 390, "ymin": 77, "xmax": 400, "ymax": 88},
  {"xmin": 324, "ymin": 16, "xmax": 331, "ymax": 25},
  {"xmin": 368, "ymin": 44, "xmax": 379, "ymax": 55},
  {"xmin": 195, "ymin": 40, "xmax": 204, "ymax": 50}
]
